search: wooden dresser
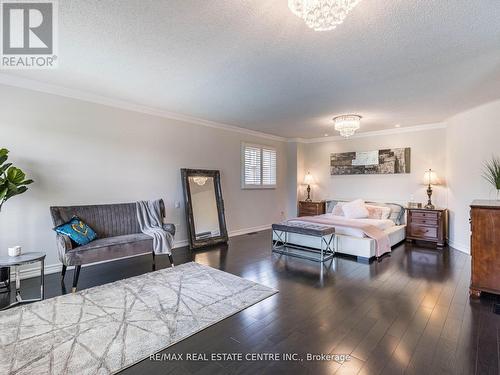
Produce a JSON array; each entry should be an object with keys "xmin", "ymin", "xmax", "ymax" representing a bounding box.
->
[
  {"xmin": 469, "ymin": 200, "xmax": 500, "ymax": 298},
  {"xmin": 406, "ymin": 207, "xmax": 448, "ymax": 247},
  {"xmin": 298, "ymin": 201, "xmax": 325, "ymax": 217}
]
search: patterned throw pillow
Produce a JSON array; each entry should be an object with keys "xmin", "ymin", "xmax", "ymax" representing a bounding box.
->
[
  {"xmin": 332, "ymin": 203, "xmax": 345, "ymax": 216},
  {"xmin": 54, "ymin": 217, "xmax": 97, "ymax": 246},
  {"xmin": 366, "ymin": 205, "xmax": 392, "ymax": 220}
]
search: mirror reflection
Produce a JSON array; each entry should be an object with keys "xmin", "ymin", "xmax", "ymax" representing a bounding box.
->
[
  {"xmin": 181, "ymin": 169, "xmax": 228, "ymax": 250},
  {"xmin": 188, "ymin": 176, "xmax": 220, "ymax": 240}
]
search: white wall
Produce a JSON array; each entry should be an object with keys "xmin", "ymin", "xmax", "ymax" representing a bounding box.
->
[
  {"xmin": 0, "ymin": 85, "xmax": 288, "ymax": 270},
  {"xmin": 301, "ymin": 127, "xmax": 448, "ymax": 208},
  {"xmin": 446, "ymin": 99, "xmax": 500, "ymax": 253},
  {"xmin": 285, "ymin": 142, "xmax": 305, "ymax": 218}
]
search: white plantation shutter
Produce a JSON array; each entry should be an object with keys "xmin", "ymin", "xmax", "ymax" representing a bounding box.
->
[
  {"xmin": 244, "ymin": 145, "xmax": 261, "ymax": 186},
  {"xmin": 242, "ymin": 143, "xmax": 277, "ymax": 189},
  {"xmin": 262, "ymin": 148, "xmax": 277, "ymax": 186}
]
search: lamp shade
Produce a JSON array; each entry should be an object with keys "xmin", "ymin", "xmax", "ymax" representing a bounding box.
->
[
  {"xmin": 303, "ymin": 172, "xmax": 314, "ymax": 185},
  {"xmin": 423, "ymin": 169, "xmax": 440, "ymax": 186}
]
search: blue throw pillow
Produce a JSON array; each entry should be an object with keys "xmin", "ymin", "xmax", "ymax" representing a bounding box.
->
[{"xmin": 54, "ymin": 217, "xmax": 97, "ymax": 246}]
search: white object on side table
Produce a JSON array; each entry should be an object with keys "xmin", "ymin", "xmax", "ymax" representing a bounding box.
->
[{"xmin": 8, "ymin": 246, "xmax": 22, "ymax": 257}]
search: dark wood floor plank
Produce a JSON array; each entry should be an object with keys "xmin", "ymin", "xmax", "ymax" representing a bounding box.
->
[{"xmin": 357, "ymin": 333, "xmax": 400, "ymax": 375}]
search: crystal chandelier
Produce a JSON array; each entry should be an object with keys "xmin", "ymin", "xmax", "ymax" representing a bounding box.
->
[
  {"xmin": 192, "ymin": 176, "xmax": 208, "ymax": 186},
  {"xmin": 288, "ymin": 0, "xmax": 362, "ymax": 31},
  {"xmin": 333, "ymin": 114, "xmax": 362, "ymax": 138}
]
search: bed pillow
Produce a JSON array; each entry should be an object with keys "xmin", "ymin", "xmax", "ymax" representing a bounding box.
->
[
  {"xmin": 366, "ymin": 204, "xmax": 392, "ymax": 220},
  {"xmin": 342, "ymin": 199, "xmax": 369, "ymax": 219},
  {"xmin": 332, "ymin": 203, "xmax": 345, "ymax": 216},
  {"xmin": 54, "ymin": 216, "xmax": 97, "ymax": 246}
]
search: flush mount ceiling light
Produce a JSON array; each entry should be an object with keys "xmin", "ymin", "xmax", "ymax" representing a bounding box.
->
[
  {"xmin": 288, "ymin": 0, "xmax": 362, "ymax": 31},
  {"xmin": 333, "ymin": 114, "xmax": 362, "ymax": 138}
]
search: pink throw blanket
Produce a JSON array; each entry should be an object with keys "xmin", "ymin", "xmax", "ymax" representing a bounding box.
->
[{"xmin": 289, "ymin": 215, "xmax": 391, "ymax": 257}]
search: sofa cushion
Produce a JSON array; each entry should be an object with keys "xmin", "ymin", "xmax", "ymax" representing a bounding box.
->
[
  {"xmin": 64, "ymin": 233, "xmax": 153, "ymax": 265},
  {"xmin": 75, "ymin": 233, "xmax": 151, "ymax": 251}
]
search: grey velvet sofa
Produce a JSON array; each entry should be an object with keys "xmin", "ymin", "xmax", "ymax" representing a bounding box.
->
[{"xmin": 50, "ymin": 200, "xmax": 175, "ymax": 292}]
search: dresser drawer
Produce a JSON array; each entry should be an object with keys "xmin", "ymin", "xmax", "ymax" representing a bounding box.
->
[
  {"xmin": 411, "ymin": 218, "xmax": 438, "ymax": 227},
  {"xmin": 411, "ymin": 211, "xmax": 439, "ymax": 220},
  {"xmin": 410, "ymin": 225, "xmax": 438, "ymax": 239},
  {"xmin": 300, "ymin": 210, "xmax": 318, "ymax": 216},
  {"xmin": 298, "ymin": 201, "xmax": 325, "ymax": 217}
]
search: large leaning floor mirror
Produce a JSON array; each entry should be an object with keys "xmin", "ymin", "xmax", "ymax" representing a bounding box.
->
[{"xmin": 181, "ymin": 169, "xmax": 228, "ymax": 250}]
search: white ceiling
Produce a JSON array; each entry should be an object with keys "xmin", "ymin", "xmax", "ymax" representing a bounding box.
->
[{"xmin": 4, "ymin": 0, "xmax": 500, "ymax": 138}]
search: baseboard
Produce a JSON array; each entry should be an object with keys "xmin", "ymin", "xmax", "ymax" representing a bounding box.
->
[
  {"xmin": 14, "ymin": 225, "xmax": 272, "ymax": 280},
  {"xmin": 8, "ymin": 263, "xmax": 64, "ymax": 281},
  {"xmin": 448, "ymin": 241, "xmax": 470, "ymax": 254},
  {"xmin": 228, "ymin": 224, "xmax": 271, "ymax": 237}
]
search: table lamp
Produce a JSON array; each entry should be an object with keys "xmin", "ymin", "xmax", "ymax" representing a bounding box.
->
[
  {"xmin": 423, "ymin": 169, "xmax": 440, "ymax": 209},
  {"xmin": 303, "ymin": 172, "xmax": 314, "ymax": 202}
]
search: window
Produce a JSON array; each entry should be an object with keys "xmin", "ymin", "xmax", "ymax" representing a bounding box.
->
[{"xmin": 241, "ymin": 143, "xmax": 277, "ymax": 189}]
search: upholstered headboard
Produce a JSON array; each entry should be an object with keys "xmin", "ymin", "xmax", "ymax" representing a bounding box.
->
[{"xmin": 325, "ymin": 199, "xmax": 406, "ymax": 225}]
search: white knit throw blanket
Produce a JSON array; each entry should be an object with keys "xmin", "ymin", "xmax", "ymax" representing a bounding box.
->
[{"xmin": 136, "ymin": 199, "xmax": 173, "ymax": 255}]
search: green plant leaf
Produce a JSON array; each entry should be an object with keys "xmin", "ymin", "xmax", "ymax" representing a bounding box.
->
[
  {"xmin": 0, "ymin": 149, "xmax": 32, "ymax": 204},
  {"xmin": 482, "ymin": 155, "xmax": 500, "ymax": 190},
  {"xmin": 0, "ymin": 187, "xmax": 7, "ymax": 200},
  {"xmin": 16, "ymin": 186, "xmax": 28, "ymax": 195},
  {"xmin": 0, "ymin": 163, "xmax": 12, "ymax": 175},
  {"xmin": 6, "ymin": 167, "xmax": 26, "ymax": 185},
  {"xmin": 5, "ymin": 182, "xmax": 19, "ymax": 200}
]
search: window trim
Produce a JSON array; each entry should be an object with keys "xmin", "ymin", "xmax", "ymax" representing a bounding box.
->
[{"xmin": 241, "ymin": 142, "xmax": 277, "ymax": 190}]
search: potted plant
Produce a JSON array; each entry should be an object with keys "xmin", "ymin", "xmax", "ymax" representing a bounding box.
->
[
  {"xmin": 482, "ymin": 155, "xmax": 500, "ymax": 200},
  {"xmin": 0, "ymin": 148, "xmax": 33, "ymax": 286}
]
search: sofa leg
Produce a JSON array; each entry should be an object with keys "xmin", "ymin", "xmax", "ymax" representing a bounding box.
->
[
  {"xmin": 152, "ymin": 252, "xmax": 156, "ymax": 271},
  {"xmin": 61, "ymin": 265, "xmax": 67, "ymax": 281},
  {"xmin": 72, "ymin": 266, "xmax": 81, "ymax": 293},
  {"xmin": 168, "ymin": 254, "xmax": 174, "ymax": 267}
]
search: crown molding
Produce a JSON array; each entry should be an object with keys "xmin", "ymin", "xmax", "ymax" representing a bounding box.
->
[
  {"xmin": 0, "ymin": 73, "xmax": 286, "ymax": 142},
  {"xmin": 290, "ymin": 122, "xmax": 447, "ymax": 144}
]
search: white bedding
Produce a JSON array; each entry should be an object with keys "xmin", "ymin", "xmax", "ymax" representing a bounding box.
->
[{"xmin": 297, "ymin": 214, "xmax": 395, "ymax": 238}]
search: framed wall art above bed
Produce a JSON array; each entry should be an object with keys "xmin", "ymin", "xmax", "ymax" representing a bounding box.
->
[{"xmin": 330, "ymin": 148, "xmax": 411, "ymax": 175}]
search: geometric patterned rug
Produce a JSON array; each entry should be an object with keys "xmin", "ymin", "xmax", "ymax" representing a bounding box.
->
[{"xmin": 0, "ymin": 262, "xmax": 277, "ymax": 374}]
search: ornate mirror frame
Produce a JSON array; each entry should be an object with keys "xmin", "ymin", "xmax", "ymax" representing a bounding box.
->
[{"xmin": 181, "ymin": 169, "xmax": 228, "ymax": 250}]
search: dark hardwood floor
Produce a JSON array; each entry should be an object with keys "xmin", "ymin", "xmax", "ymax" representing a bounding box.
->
[{"xmin": 2, "ymin": 230, "xmax": 499, "ymax": 374}]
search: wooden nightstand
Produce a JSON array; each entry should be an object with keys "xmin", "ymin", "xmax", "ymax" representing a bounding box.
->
[
  {"xmin": 298, "ymin": 201, "xmax": 325, "ymax": 217},
  {"xmin": 406, "ymin": 207, "xmax": 448, "ymax": 247}
]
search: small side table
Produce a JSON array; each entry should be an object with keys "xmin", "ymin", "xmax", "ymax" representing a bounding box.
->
[
  {"xmin": 0, "ymin": 252, "xmax": 45, "ymax": 310},
  {"xmin": 406, "ymin": 208, "xmax": 449, "ymax": 247}
]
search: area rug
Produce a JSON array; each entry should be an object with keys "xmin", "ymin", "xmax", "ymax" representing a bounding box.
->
[{"xmin": 0, "ymin": 262, "xmax": 277, "ymax": 375}]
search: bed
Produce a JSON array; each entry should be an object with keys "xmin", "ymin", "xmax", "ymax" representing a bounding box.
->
[{"xmin": 272, "ymin": 200, "xmax": 407, "ymax": 261}]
